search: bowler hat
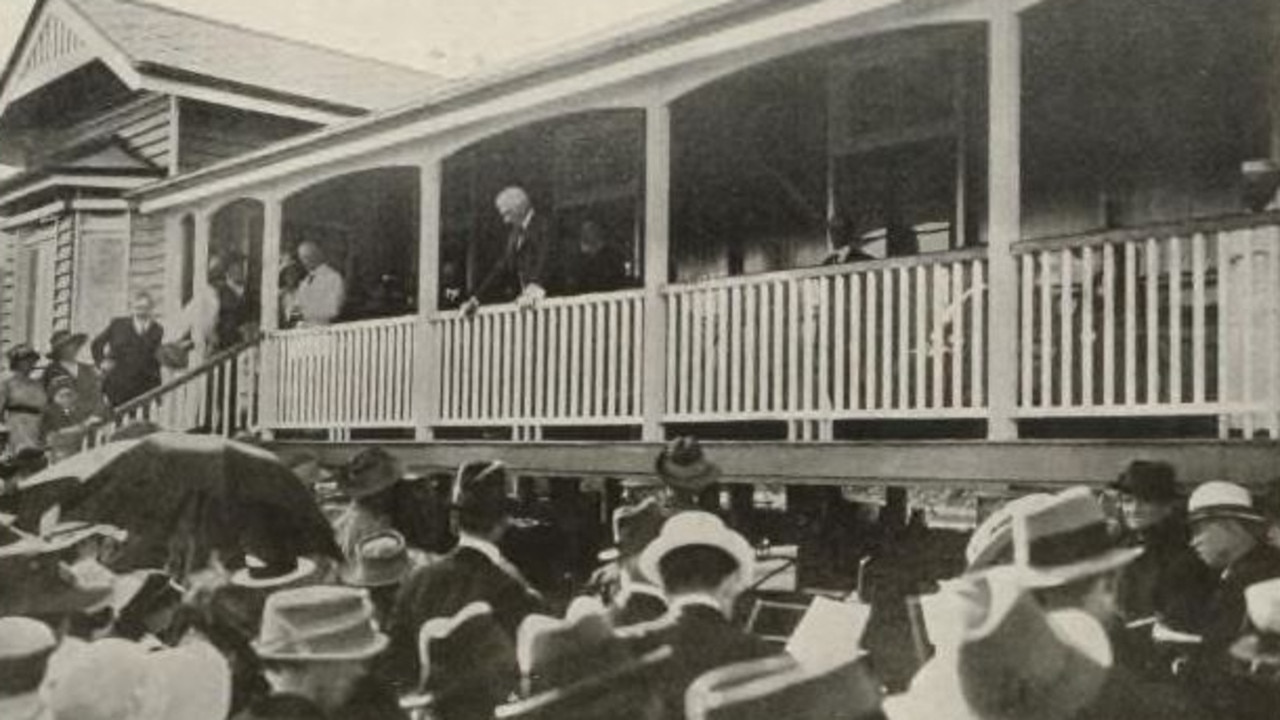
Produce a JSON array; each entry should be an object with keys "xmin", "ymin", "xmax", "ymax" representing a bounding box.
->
[
  {"xmin": 639, "ymin": 511, "xmax": 755, "ymax": 593},
  {"xmin": 1112, "ymin": 461, "xmax": 1180, "ymax": 502},
  {"xmin": 46, "ymin": 330, "xmax": 88, "ymax": 359},
  {"xmin": 686, "ymin": 653, "xmax": 884, "ymax": 720},
  {"xmin": 1012, "ymin": 486, "xmax": 1142, "ymax": 588},
  {"xmin": 1187, "ymin": 481, "xmax": 1265, "ymax": 526},
  {"xmin": 253, "ymin": 585, "xmax": 388, "ymax": 661},
  {"xmin": 452, "ymin": 459, "xmax": 515, "ymax": 516},
  {"xmin": 655, "ymin": 437, "xmax": 721, "ymax": 491},
  {"xmin": 339, "ymin": 447, "xmax": 399, "ymax": 499}
]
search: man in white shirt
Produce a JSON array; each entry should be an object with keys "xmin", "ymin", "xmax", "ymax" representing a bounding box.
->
[{"xmin": 289, "ymin": 241, "xmax": 345, "ymax": 327}]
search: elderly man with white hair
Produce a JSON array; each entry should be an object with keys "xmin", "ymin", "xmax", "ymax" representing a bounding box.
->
[
  {"xmin": 462, "ymin": 186, "xmax": 553, "ymax": 316},
  {"xmin": 289, "ymin": 240, "xmax": 345, "ymax": 327}
]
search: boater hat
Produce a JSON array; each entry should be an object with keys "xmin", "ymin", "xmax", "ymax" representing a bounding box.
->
[
  {"xmin": 253, "ymin": 585, "xmax": 388, "ymax": 662},
  {"xmin": 639, "ymin": 511, "xmax": 755, "ymax": 592},
  {"xmin": 655, "ymin": 437, "xmax": 721, "ymax": 491},
  {"xmin": 1187, "ymin": 481, "xmax": 1265, "ymax": 526},
  {"xmin": 1011, "ymin": 486, "xmax": 1142, "ymax": 588},
  {"xmin": 230, "ymin": 554, "xmax": 319, "ymax": 590}
]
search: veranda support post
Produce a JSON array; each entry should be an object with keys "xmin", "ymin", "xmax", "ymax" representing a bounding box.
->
[
  {"xmin": 642, "ymin": 103, "xmax": 671, "ymax": 441},
  {"xmin": 414, "ymin": 158, "xmax": 443, "ymax": 440}
]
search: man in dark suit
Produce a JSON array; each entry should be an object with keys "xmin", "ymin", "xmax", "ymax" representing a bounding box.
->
[
  {"xmin": 462, "ymin": 186, "xmax": 553, "ymax": 315},
  {"xmin": 385, "ymin": 459, "xmax": 544, "ymax": 689},
  {"xmin": 90, "ymin": 292, "xmax": 164, "ymax": 407},
  {"xmin": 628, "ymin": 511, "xmax": 777, "ymax": 716}
]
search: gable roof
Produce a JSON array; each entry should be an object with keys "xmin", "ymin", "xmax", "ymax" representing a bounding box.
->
[{"xmin": 0, "ymin": 0, "xmax": 445, "ymax": 121}]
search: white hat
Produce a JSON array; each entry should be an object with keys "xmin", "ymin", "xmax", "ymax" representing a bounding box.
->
[
  {"xmin": 965, "ymin": 494, "xmax": 1054, "ymax": 571},
  {"xmin": 1231, "ymin": 578, "xmax": 1280, "ymax": 667},
  {"xmin": 639, "ymin": 512, "xmax": 755, "ymax": 592},
  {"xmin": 1187, "ymin": 481, "xmax": 1264, "ymax": 525},
  {"xmin": 1011, "ymin": 487, "xmax": 1142, "ymax": 588}
]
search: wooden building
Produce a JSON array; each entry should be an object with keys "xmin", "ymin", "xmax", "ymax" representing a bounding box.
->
[{"xmin": 6, "ymin": 0, "xmax": 1280, "ymax": 488}]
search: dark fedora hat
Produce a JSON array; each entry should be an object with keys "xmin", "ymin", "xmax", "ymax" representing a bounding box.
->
[
  {"xmin": 340, "ymin": 447, "xmax": 399, "ymax": 500},
  {"xmin": 1112, "ymin": 461, "xmax": 1180, "ymax": 502},
  {"xmin": 46, "ymin": 330, "xmax": 88, "ymax": 359},
  {"xmin": 655, "ymin": 437, "xmax": 720, "ymax": 492},
  {"xmin": 451, "ymin": 459, "xmax": 516, "ymax": 517}
]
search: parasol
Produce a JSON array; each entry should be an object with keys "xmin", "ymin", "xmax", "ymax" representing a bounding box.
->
[{"xmin": 15, "ymin": 433, "xmax": 340, "ymax": 576}]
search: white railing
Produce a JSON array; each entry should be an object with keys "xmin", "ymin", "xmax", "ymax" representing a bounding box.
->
[
  {"xmin": 430, "ymin": 290, "xmax": 645, "ymax": 434},
  {"xmin": 665, "ymin": 249, "xmax": 988, "ymax": 433},
  {"xmin": 87, "ymin": 340, "xmax": 261, "ymax": 446},
  {"xmin": 1014, "ymin": 215, "xmax": 1280, "ymax": 437},
  {"xmin": 263, "ymin": 315, "xmax": 418, "ymax": 431}
]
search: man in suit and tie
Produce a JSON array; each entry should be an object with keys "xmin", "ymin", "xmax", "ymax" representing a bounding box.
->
[
  {"xmin": 91, "ymin": 291, "xmax": 164, "ymax": 407},
  {"xmin": 462, "ymin": 186, "xmax": 553, "ymax": 316},
  {"xmin": 385, "ymin": 459, "xmax": 545, "ymax": 689}
]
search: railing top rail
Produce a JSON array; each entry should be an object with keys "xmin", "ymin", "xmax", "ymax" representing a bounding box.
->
[
  {"xmin": 1013, "ymin": 211, "xmax": 1280, "ymax": 255},
  {"xmin": 107, "ymin": 334, "xmax": 262, "ymax": 421},
  {"xmin": 429, "ymin": 287, "xmax": 646, "ymax": 322},
  {"xmin": 666, "ymin": 246, "xmax": 989, "ymax": 293},
  {"xmin": 269, "ymin": 313, "xmax": 420, "ymax": 339}
]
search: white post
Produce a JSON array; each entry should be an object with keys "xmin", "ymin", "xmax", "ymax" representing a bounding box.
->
[
  {"xmin": 985, "ymin": 6, "xmax": 1021, "ymax": 440},
  {"xmin": 256, "ymin": 196, "xmax": 281, "ymax": 437},
  {"xmin": 642, "ymin": 105, "xmax": 672, "ymax": 441},
  {"xmin": 414, "ymin": 158, "xmax": 443, "ymax": 440}
]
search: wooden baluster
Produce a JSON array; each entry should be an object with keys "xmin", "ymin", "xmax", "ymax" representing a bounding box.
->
[
  {"xmin": 1102, "ymin": 244, "xmax": 1117, "ymax": 405},
  {"xmin": 667, "ymin": 292, "xmax": 679, "ymax": 416},
  {"xmin": 898, "ymin": 266, "xmax": 911, "ymax": 410},
  {"xmin": 801, "ymin": 280, "xmax": 815, "ymax": 414},
  {"xmin": 535, "ymin": 306, "xmax": 547, "ymax": 422},
  {"xmin": 851, "ymin": 273, "xmax": 863, "ymax": 411},
  {"xmin": 1241, "ymin": 231, "xmax": 1256, "ymax": 437},
  {"xmin": 1080, "ymin": 247, "xmax": 1095, "ymax": 407},
  {"xmin": 631, "ymin": 294, "xmax": 643, "ymax": 418},
  {"xmin": 882, "ymin": 268, "xmax": 894, "ymax": 410},
  {"xmin": 866, "ymin": 272, "xmax": 879, "ymax": 410},
  {"xmin": 1169, "ymin": 236, "xmax": 1183, "ymax": 405},
  {"xmin": 593, "ymin": 302, "xmax": 605, "ymax": 419},
  {"xmin": 713, "ymin": 288, "xmax": 726, "ymax": 414},
  {"xmin": 833, "ymin": 274, "xmax": 846, "ymax": 412},
  {"xmin": 729, "ymin": 285, "xmax": 742, "ymax": 414},
  {"xmin": 1145, "ymin": 237, "xmax": 1161, "ymax": 405},
  {"xmin": 570, "ymin": 303, "xmax": 583, "ymax": 418},
  {"xmin": 1039, "ymin": 252, "xmax": 1052, "ymax": 408},
  {"xmin": 691, "ymin": 291, "xmax": 704, "ymax": 416},
  {"xmin": 950, "ymin": 262, "xmax": 965, "ymax": 409},
  {"xmin": 934, "ymin": 264, "xmax": 951, "ymax": 410},
  {"xmin": 1060, "ymin": 249, "xmax": 1074, "ymax": 408},
  {"xmin": 680, "ymin": 291, "xmax": 692, "ymax": 415},
  {"xmin": 914, "ymin": 265, "xmax": 928, "ymax": 410},
  {"xmin": 1192, "ymin": 234, "xmax": 1207, "ymax": 404},
  {"xmin": 1124, "ymin": 242, "xmax": 1138, "ymax": 407},
  {"xmin": 559, "ymin": 304, "xmax": 572, "ymax": 419},
  {"xmin": 972, "ymin": 260, "xmax": 986, "ymax": 408},
  {"xmin": 789, "ymin": 279, "xmax": 802, "ymax": 415},
  {"xmin": 1020, "ymin": 254, "xmax": 1034, "ymax": 408}
]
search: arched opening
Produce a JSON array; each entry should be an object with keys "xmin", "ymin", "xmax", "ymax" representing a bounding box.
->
[
  {"xmin": 281, "ymin": 167, "xmax": 420, "ymax": 326},
  {"xmin": 440, "ymin": 109, "xmax": 644, "ymax": 307},
  {"xmin": 669, "ymin": 24, "xmax": 987, "ymax": 281}
]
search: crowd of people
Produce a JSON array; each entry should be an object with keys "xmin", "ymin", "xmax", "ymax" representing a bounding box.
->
[{"xmin": 3, "ymin": 435, "xmax": 1280, "ymax": 719}]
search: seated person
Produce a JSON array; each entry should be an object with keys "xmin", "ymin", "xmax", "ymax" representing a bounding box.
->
[{"xmin": 565, "ymin": 219, "xmax": 629, "ymax": 295}]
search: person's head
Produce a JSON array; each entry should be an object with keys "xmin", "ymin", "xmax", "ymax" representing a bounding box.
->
[
  {"xmin": 129, "ymin": 292, "xmax": 154, "ymax": 321},
  {"xmin": 640, "ymin": 512, "xmax": 755, "ymax": 615},
  {"xmin": 51, "ymin": 381, "xmax": 77, "ymax": 411},
  {"xmin": 225, "ymin": 255, "xmax": 247, "ymax": 286},
  {"xmin": 1031, "ymin": 568, "xmax": 1123, "ymax": 626},
  {"xmin": 0, "ymin": 617, "xmax": 57, "ymax": 703},
  {"xmin": 48, "ymin": 330, "xmax": 88, "ymax": 363},
  {"xmin": 1188, "ymin": 481, "xmax": 1266, "ymax": 570},
  {"xmin": 452, "ymin": 460, "xmax": 514, "ymax": 541},
  {"xmin": 579, "ymin": 219, "xmax": 605, "ymax": 255},
  {"xmin": 6, "ymin": 344, "xmax": 38, "ymax": 373},
  {"xmin": 339, "ymin": 447, "xmax": 400, "ymax": 508},
  {"xmin": 298, "ymin": 241, "xmax": 325, "ymax": 272},
  {"xmin": 1112, "ymin": 460, "xmax": 1182, "ymax": 532},
  {"xmin": 495, "ymin": 186, "xmax": 532, "ymax": 227},
  {"xmin": 253, "ymin": 586, "xmax": 388, "ymax": 713}
]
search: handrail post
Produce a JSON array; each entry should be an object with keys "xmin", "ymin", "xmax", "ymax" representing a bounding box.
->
[
  {"xmin": 642, "ymin": 103, "xmax": 672, "ymax": 441},
  {"xmin": 257, "ymin": 195, "xmax": 281, "ymax": 437},
  {"xmin": 414, "ymin": 158, "xmax": 444, "ymax": 441},
  {"xmin": 985, "ymin": 6, "xmax": 1022, "ymax": 440}
]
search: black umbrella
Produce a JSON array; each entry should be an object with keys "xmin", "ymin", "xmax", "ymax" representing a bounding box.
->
[{"xmin": 17, "ymin": 433, "xmax": 340, "ymax": 576}]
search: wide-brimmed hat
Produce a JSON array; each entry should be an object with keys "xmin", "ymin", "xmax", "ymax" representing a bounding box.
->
[
  {"xmin": 639, "ymin": 511, "xmax": 755, "ymax": 593},
  {"xmin": 1111, "ymin": 461, "xmax": 1180, "ymax": 502},
  {"xmin": 0, "ymin": 616, "xmax": 57, "ymax": 700},
  {"xmin": 599, "ymin": 497, "xmax": 666, "ymax": 564},
  {"xmin": 655, "ymin": 437, "xmax": 721, "ymax": 491},
  {"xmin": 253, "ymin": 585, "xmax": 389, "ymax": 661},
  {"xmin": 339, "ymin": 530, "xmax": 424, "ymax": 587},
  {"xmin": 452, "ymin": 459, "xmax": 516, "ymax": 517},
  {"xmin": 230, "ymin": 554, "xmax": 319, "ymax": 590},
  {"xmin": 686, "ymin": 652, "xmax": 883, "ymax": 720},
  {"xmin": 965, "ymin": 493, "xmax": 1054, "ymax": 572},
  {"xmin": 44, "ymin": 636, "xmax": 231, "ymax": 720},
  {"xmin": 339, "ymin": 447, "xmax": 399, "ymax": 499},
  {"xmin": 46, "ymin": 330, "xmax": 88, "ymax": 359},
  {"xmin": 0, "ymin": 536, "xmax": 115, "ymax": 616},
  {"xmin": 418, "ymin": 601, "xmax": 518, "ymax": 709},
  {"xmin": 495, "ymin": 645, "xmax": 672, "ymax": 720},
  {"xmin": 1232, "ymin": 577, "xmax": 1280, "ymax": 667},
  {"xmin": 6, "ymin": 343, "xmax": 38, "ymax": 364},
  {"xmin": 1011, "ymin": 486, "xmax": 1143, "ymax": 588},
  {"xmin": 1187, "ymin": 481, "xmax": 1265, "ymax": 526},
  {"xmin": 517, "ymin": 597, "xmax": 636, "ymax": 696}
]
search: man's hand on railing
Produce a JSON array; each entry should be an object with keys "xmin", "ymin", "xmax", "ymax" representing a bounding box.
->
[
  {"xmin": 461, "ymin": 296, "xmax": 481, "ymax": 318},
  {"xmin": 517, "ymin": 284, "xmax": 545, "ymax": 311}
]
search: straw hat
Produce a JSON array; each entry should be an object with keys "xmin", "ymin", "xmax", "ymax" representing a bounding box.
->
[
  {"xmin": 230, "ymin": 554, "xmax": 319, "ymax": 590},
  {"xmin": 0, "ymin": 617, "xmax": 57, "ymax": 700},
  {"xmin": 46, "ymin": 330, "xmax": 88, "ymax": 359},
  {"xmin": 1111, "ymin": 461, "xmax": 1180, "ymax": 502},
  {"xmin": 1011, "ymin": 487, "xmax": 1142, "ymax": 588},
  {"xmin": 516, "ymin": 597, "xmax": 636, "ymax": 695},
  {"xmin": 1187, "ymin": 481, "xmax": 1265, "ymax": 526},
  {"xmin": 655, "ymin": 437, "xmax": 721, "ymax": 492},
  {"xmin": 639, "ymin": 511, "xmax": 755, "ymax": 592},
  {"xmin": 339, "ymin": 447, "xmax": 399, "ymax": 499},
  {"xmin": 1231, "ymin": 577, "xmax": 1280, "ymax": 667},
  {"xmin": 686, "ymin": 653, "xmax": 884, "ymax": 720},
  {"xmin": 339, "ymin": 530, "xmax": 423, "ymax": 588},
  {"xmin": 252, "ymin": 585, "xmax": 389, "ymax": 662},
  {"xmin": 965, "ymin": 493, "xmax": 1053, "ymax": 572}
]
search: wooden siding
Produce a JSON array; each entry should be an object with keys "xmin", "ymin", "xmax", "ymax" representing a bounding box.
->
[
  {"xmin": 128, "ymin": 210, "xmax": 168, "ymax": 316},
  {"xmin": 74, "ymin": 211, "xmax": 131, "ymax": 334},
  {"xmin": 0, "ymin": 228, "xmax": 14, "ymax": 355},
  {"xmin": 178, "ymin": 99, "xmax": 317, "ymax": 174},
  {"xmin": 46, "ymin": 93, "xmax": 173, "ymax": 170}
]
